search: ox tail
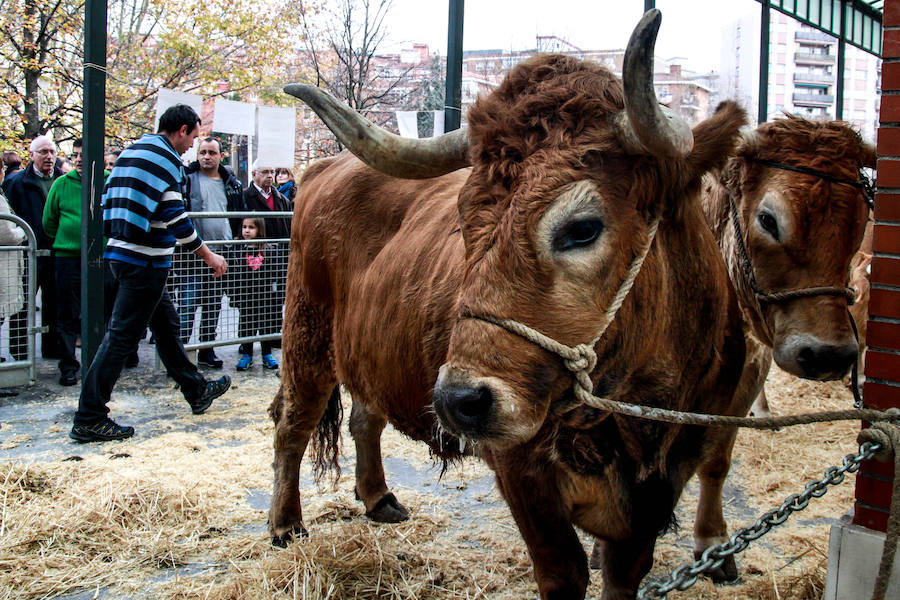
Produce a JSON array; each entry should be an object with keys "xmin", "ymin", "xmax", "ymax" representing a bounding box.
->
[{"xmin": 311, "ymin": 385, "xmax": 343, "ymax": 485}]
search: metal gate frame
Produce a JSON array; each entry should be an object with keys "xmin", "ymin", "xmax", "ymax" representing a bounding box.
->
[{"xmin": 0, "ymin": 214, "xmax": 39, "ymax": 386}]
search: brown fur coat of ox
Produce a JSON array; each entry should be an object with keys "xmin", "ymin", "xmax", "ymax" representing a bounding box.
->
[{"xmin": 269, "ymin": 55, "xmax": 749, "ymax": 599}]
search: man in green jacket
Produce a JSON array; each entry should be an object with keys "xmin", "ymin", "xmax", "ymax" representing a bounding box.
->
[{"xmin": 42, "ymin": 138, "xmax": 85, "ymax": 385}]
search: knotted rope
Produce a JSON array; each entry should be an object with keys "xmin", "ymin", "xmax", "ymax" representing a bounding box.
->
[
  {"xmin": 857, "ymin": 424, "xmax": 900, "ymax": 600},
  {"xmin": 467, "ymin": 217, "xmax": 659, "ymax": 410}
]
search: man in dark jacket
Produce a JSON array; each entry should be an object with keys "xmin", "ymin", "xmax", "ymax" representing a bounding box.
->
[
  {"xmin": 242, "ymin": 162, "xmax": 291, "ymax": 239},
  {"xmin": 178, "ymin": 137, "xmax": 246, "ymax": 368},
  {"xmin": 242, "ymin": 162, "xmax": 291, "ymax": 348},
  {"xmin": 1, "ymin": 135, "xmax": 63, "ymax": 360}
]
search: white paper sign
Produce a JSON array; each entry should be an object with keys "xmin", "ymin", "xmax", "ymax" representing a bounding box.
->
[
  {"xmin": 154, "ymin": 88, "xmax": 203, "ymax": 131},
  {"xmin": 255, "ymin": 106, "xmax": 296, "ymax": 168},
  {"xmin": 212, "ymin": 98, "xmax": 256, "ymax": 136},
  {"xmin": 432, "ymin": 110, "xmax": 445, "ymax": 137},
  {"xmin": 396, "ymin": 111, "xmax": 418, "ymax": 139}
]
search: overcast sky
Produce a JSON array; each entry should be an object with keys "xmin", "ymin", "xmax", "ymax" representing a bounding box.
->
[{"xmin": 382, "ymin": 0, "xmax": 761, "ymax": 73}]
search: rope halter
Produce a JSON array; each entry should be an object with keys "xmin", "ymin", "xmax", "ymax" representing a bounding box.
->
[
  {"xmin": 727, "ymin": 158, "xmax": 872, "ymax": 406},
  {"xmin": 465, "ymin": 217, "xmax": 660, "ymax": 411}
]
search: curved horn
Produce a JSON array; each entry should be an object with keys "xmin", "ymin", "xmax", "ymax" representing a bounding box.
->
[
  {"xmin": 284, "ymin": 83, "xmax": 470, "ymax": 179},
  {"xmin": 615, "ymin": 9, "xmax": 694, "ymax": 158}
]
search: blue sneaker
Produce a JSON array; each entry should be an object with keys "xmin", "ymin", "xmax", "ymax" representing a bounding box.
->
[
  {"xmin": 262, "ymin": 354, "xmax": 279, "ymax": 370},
  {"xmin": 236, "ymin": 354, "xmax": 253, "ymax": 371}
]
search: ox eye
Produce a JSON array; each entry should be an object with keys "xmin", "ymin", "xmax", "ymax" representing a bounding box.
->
[
  {"xmin": 757, "ymin": 211, "xmax": 780, "ymax": 241},
  {"xmin": 553, "ymin": 218, "xmax": 604, "ymax": 252}
]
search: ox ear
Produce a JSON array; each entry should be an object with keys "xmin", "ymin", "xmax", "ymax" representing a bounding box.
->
[
  {"xmin": 284, "ymin": 83, "xmax": 470, "ymax": 179},
  {"xmin": 861, "ymin": 141, "xmax": 876, "ymax": 170},
  {"xmin": 615, "ymin": 9, "xmax": 693, "ymax": 158}
]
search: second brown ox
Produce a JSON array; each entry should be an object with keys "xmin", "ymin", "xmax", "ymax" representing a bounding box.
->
[{"xmin": 271, "ymin": 11, "xmax": 748, "ymax": 599}]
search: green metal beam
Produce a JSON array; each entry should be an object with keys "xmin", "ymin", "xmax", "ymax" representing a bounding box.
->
[
  {"xmin": 760, "ymin": 0, "xmax": 771, "ymax": 124},
  {"xmin": 80, "ymin": 0, "xmax": 107, "ymax": 376},
  {"xmin": 444, "ymin": 0, "xmax": 464, "ymax": 131},
  {"xmin": 759, "ymin": 0, "xmax": 882, "ymax": 56}
]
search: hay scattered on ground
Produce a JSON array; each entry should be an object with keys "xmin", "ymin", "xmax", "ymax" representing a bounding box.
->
[{"xmin": 0, "ymin": 366, "xmax": 864, "ymax": 599}]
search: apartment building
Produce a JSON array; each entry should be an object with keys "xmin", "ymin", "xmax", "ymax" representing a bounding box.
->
[
  {"xmin": 721, "ymin": 9, "xmax": 881, "ymax": 140},
  {"xmin": 461, "ymin": 39, "xmax": 715, "ymax": 125}
]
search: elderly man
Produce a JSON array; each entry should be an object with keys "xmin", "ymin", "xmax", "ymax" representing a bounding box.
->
[
  {"xmin": 1, "ymin": 135, "xmax": 63, "ymax": 360},
  {"xmin": 242, "ymin": 162, "xmax": 291, "ymax": 365},
  {"xmin": 71, "ymin": 104, "xmax": 231, "ymax": 443},
  {"xmin": 179, "ymin": 137, "xmax": 246, "ymax": 368}
]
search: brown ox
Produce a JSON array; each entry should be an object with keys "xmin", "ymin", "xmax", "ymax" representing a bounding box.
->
[
  {"xmin": 270, "ymin": 11, "xmax": 747, "ymax": 599},
  {"xmin": 695, "ymin": 114, "xmax": 876, "ymax": 579}
]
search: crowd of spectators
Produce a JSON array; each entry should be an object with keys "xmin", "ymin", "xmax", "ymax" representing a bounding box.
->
[{"xmin": 0, "ymin": 104, "xmax": 297, "ymax": 440}]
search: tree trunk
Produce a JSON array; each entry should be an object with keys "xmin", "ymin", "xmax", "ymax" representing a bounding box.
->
[{"xmin": 22, "ymin": 0, "xmax": 42, "ymax": 139}]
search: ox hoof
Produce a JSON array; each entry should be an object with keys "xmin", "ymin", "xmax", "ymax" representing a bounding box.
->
[
  {"xmin": 271, "ymin": 524, "xmax": 308, "ymax": 548},
  {"xmin": 365, "ymin": 492, "xmax": 410, "ymax": 523},
  {"xmin": 694, "ymin": 551, "xmax": 739, "ymax": 583}
]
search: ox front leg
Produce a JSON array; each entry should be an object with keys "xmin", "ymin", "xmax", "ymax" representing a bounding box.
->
[
  {"xmin": 693, "ymin": 429, "xmax": 739, "ymax": 583},
  {"xmin": 349, "ymin": 398, "xmax": 409, "ymax": 523},
  {"xmin": 491, "ymin": 455, "xmax": 589, "ymax": 600},
  {"xmin": 593, "ymin": 537, "xmax": 657, "ymax": 600},
  {"xmin": 269, "ymin": 382, "xmax": 336, "ymax": 546}
]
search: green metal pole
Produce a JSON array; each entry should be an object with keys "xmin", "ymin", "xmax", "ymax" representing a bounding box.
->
[
  {"xmin": 81, "ymin": 0, "xmax": 107, "ymax": 378},
  {"xmin": 644, "ymin": 0, "xmax": 655, "ymax": 11},
  {"xmin": 444, "ymin": 0, "xmax": 464, "ymax": 131},
  {"xmin": 836, "ymin": 1, "xmax": 846, "ymax": 119},
  {"xmin": 758, "ymin": 0, "xmax": 770, "ymax": 124}
]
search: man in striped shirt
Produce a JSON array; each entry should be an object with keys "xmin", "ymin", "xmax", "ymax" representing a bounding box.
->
[{"xmin": 70, "ymin": 104, "xmax": 232, "ymax": 443}]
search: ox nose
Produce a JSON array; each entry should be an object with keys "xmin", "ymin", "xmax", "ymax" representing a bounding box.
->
[
  {"xmin": 433, "ymin": 381, "xmax": 494, "ymax": 433},
  {"xmin": 795, "ymin": 342, "xmax": 859, "ymax": 381}
]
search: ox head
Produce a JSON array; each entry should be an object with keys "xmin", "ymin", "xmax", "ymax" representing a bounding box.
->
[
  {"xmin": 726, "ymin": 117, "xmax": 876, "ymax": 380},
  {"xmin": 286, "ymin": 10, "xmax": 742, "ymax": 449}
]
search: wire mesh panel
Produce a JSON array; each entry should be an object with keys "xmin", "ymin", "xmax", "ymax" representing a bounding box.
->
[
  {"xmin": 0, "ymin": 214, "xmax": 37, "ymax": 386},
  {"xmin": 171, "ymin": 211, "xmax": 290, "ymax": 355}
]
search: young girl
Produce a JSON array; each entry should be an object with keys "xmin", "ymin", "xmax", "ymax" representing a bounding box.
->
[{"xmin": 229, "ymin": 218, "xmax": 280, "ymax": 370}]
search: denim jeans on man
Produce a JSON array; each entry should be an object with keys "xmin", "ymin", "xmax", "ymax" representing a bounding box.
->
[{"xmin": 74, "ymin": 261, "xmax": 206, "ymax": 426}]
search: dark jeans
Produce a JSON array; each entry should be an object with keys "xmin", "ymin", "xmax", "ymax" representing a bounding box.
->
[
  {"xmin": 10, "ymin": 255, "xmax": 59, "ymax": 360},
  {"xmin": 177, "ymin": 265, "xmax": 224, "ymax": 344},
  {"xmin": 74, "ymin": 261, "xmax": 206, "ymax": 426},
  {"xmin": 55, "ymin": 256, "xmax": 81, "ymax": 376}
]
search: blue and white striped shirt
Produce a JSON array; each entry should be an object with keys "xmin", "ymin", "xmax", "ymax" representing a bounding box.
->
[{"xmin": 103, "ymin": 133, "xmax": 203, "ymax": 268}]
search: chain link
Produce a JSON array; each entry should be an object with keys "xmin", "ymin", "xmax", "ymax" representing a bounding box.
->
[{"xmin": 637, "ymin": 442, "xmax": 881, "ymax": 599}]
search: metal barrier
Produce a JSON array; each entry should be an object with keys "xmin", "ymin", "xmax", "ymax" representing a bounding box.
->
[
  {"xmin": 0, "ymin": 214, "xmax": 39, "ymax": 386},
  {"xmin": 172, "ymin": 211, "xmax": 292, "ymax": 363}
]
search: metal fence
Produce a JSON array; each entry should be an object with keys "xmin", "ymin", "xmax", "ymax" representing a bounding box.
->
[
  {"xmin": 0, "ymin": 214, "xmax": 39, "ymax": 386},
  {"xmin": 172, "ymin": 211, "xmax": 292, "ymax": 360}
]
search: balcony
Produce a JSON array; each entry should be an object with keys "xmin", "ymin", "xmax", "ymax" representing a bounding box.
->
[
  {"xmin": 795, "ymin": 52, "xmax": 836, "ymax": 64},
  {"xmin": 795, "ymin": 30, "xmax": 836, "ymax": 44},
  {"xmin": 793, "ymin": 71, "xmax": 834, "ymax": 84},
  {"xmin": 793, "ymin": 92, "xmax": 834, "ymax": 105}
]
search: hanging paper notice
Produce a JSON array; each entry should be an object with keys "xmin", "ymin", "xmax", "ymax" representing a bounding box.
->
[
  {"xmin": 155, "ymin": 88, "xmax": 203, "ymax": 132},
  {"xmin": 432, "ymin": 110, "xmax": 445, "ymax": 137},
  {"xmin": 212, "ymin": 99, "xmax": 256, "ymax": 136},
  {"xmin": 396, "ymin": 111, "xmax": 418, "ymax": 139},
  {"xmin": 255, "ymin": 106, "xmax": 296, "ymax": 168}
]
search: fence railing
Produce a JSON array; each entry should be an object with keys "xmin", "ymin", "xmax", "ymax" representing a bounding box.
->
[
  {"xmin": 0, "ymin": 214, "xmax": 39, "ymax": 386},
  {"xmin": 173, "ymin": 211, "xmax": 292, "ymax": 358}
]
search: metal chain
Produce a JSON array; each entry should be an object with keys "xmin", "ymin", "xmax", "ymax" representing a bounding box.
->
[{"xmin": 637, "ymin": 442, "xmax": 881, "ymax": 599}]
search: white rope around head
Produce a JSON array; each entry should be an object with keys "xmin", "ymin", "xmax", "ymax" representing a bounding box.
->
[{"xmin": 469, "ymin": 216, "xmax": 661, "ymax": 404}]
